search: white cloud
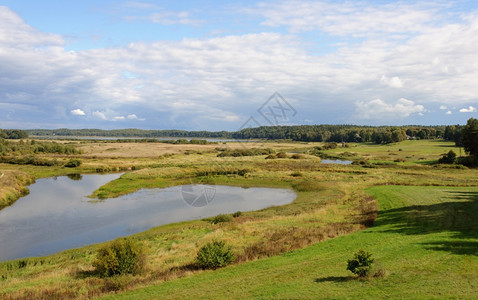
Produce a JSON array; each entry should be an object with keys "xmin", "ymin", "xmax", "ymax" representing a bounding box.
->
[
  {"xmin": 0, "ymin": 6, "xmax": 64, "ymax": 48},
  {"xmin": 446, "ymin": 110, "xmax": 452, "ymax": 115},
  {"xmin": 459, "ymin": 106, "xmax": 477, "ymax": 113},
  {"xmin": 92, "ymin": 111, "xmax": 107, "ymax": 120},
  {"xmin": 250, "ymin": 1, "xmax": 442, "ymax": 37},
  {"xmin": 70, "ymin": 108, "xmax": 85, "ymax": 116},
  {"xmin": 118, "ymin": 2, "xmax": 203, "ymax": 26},
  {"xmin": 355, "ymin": 98, "xmax": 425, "ymax": 120},
  {"xmin": 113, "ymin": 116, "xmax": 125, "ymax": 121},
  {"xmin": 440, "ymin": 105, "xmax": 447, "ymax": 110},
  {"xmin": 380, "ymin": 75, "xmax": 403, "ymax": 88},
  {"xmin": 127, "ymin": 114, "xmax": 146, "ymax": 121}
]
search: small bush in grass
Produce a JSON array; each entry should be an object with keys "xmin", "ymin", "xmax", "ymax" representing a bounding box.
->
[
  {"xmin": 290, "ymin": 153, "xmax": 304, "ymax": 159},
  {"xmin": 196, "ymin": 241, "xmax": 235, "ymax": 270},
  {"xmin": 206, "ymin": 214, "xmax": 233, "ymax": 224},
  {"xmin": 232, "ymin": 211, "xmax": 242, "ymax": 218},
  {"xmin": 276, "ymin": 152, "xmax": 288, "ymax": 158},
  {"xmin": 93, "ymin": 238, "xmax": 145, "ymax": 277},
  {"xmin": 65, "ymin": 158, "xmax": 82, "ymax": 168},
  {"xmin": 347, "ymin": 250, "xmax": 374, "ymax": 277}
]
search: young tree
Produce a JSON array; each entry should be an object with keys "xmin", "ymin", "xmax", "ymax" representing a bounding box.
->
[{"xmin": 461, "ymin": 118, "xmax": 478, "ymax": 157}]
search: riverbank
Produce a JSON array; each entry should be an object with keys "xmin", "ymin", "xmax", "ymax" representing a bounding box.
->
[{"xmin": 0, "ymin": 170, "xmax": 34, "ymax": 210}]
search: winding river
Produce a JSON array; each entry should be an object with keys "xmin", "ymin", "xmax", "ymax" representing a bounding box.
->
[{"xmin": 0, "ymin": 174, "xmax": 296, "ymax": 261}]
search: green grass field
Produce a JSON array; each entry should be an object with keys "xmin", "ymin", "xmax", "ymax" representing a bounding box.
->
[{"xmin": 102, "ymin": 185, "xmax": 478, "ymax": 299}]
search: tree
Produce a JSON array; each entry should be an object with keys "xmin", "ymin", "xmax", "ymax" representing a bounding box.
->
[
  {"xmin": 461, "ymin": 118, "xmax": 478, "ymax": 158},
  {"xmin": 347, "ymin": 250, "xmax": 374, "ymax": 277},
  {"xmin": 438, "ymin": 150, "xmax": 456, "ymax": 164}
]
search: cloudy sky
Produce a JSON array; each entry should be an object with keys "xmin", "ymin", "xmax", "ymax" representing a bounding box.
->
[{"xmin": 1, "ymin": 0, "xmax": 478, "ymax": 130}]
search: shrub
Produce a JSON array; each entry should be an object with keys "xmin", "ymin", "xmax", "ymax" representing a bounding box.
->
[
  {"xmin": 232, "ymin": 211, "xmax": 242, "ymax": 218},
  {"xmin": 65, "ymin": 158, "xmax": 82, "ymax": 168},
  {"xmin": 323, "ymin": 142, "xmax": 337, "ymax": 150},
  {"xmin": 347, "ymin": 250, "xmax": 374, "ymax": 277},
  {"xmin": 457, "ymin": 155, "xmax": 478, "ymax": 167},
  {"xmin": 276, "ymin": 152, "xmax": 288, "ymax": 158},
  {"xmin": 196, "ymin": 241, "xmax": 235, "ymax": 270},
  {"xmin": 206, "ymin": 214, "xmax": 233, "ymax": 224},
  {"xmin": 93, "ymin": 238, "xmax": 145, "ymax": 277},
  {"xmin": 438, "ymin": 150, "xmax": 456, "ymax": 164}
]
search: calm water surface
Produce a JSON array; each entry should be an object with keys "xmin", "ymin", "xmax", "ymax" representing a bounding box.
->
[
  {"xmin": 320, "ymin": 159, "xmax": 353, "ymax": 164},
  {"xmin": 0, "ymin": 174, "xmax": 296, "ymax": 261}
]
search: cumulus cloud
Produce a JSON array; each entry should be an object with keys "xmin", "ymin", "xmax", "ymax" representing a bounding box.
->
[
  {"xmin": 380, "ymin": 75, "xmax": 403, "ymax": 88},
  {"xmin": 459, "ymin": 106, "xmax": 477, "ymax": 113},
  {"xmin": 355, "ymin": 98, "xmax": 425, "ymax": 120},
  {"xmin": 70, "ymin": 109, "xmax": 85, "ymax": 116},
  {"xmin": 446, "ymin": 110, "xmax": 452, "ymax": 115},
  {"xmin": 92, "ymin": 111, "xmax": 107, "ymax": 120},
  {"xmin": 440, "ymin": 105, "xmax": 447, "ymax": 110},
  {"xmin": 127, "ymin": 114, "xmax": 146, "ymax": 121}
]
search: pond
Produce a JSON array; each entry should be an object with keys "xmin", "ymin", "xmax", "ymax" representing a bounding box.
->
[
  {"xmin": 0, "ymin": 174, "xmax": 296, "ymax": 261},
  {"xmin": 320, "ymin": 159, "xmax": 353, "ymax": 165}
]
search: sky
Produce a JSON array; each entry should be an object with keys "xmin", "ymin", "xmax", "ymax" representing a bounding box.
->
[{"xmin": 1, "ymin": 0, "xmax": 478, "ymax": 130}]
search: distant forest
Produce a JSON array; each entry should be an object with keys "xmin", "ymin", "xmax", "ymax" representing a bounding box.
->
[{"xmin": 22, "ymin": 125, "xmax": 462, "ymax": 144}]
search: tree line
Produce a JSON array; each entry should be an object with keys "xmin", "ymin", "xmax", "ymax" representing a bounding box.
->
[
  {"xmin": 24, "ymin": 125, "xmax": 447, "ymax": 144},
  {"xmin": 231, "ymin": 125, "xmax": 444, "ymax": 143},
  {"xmin": 0, "ymin": 129, "xmax": 28, "ymax": 139}
]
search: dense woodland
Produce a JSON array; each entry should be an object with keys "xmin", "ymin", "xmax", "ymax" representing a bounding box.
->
[
  {"xmin": 0, "ymin": 129, "xmax": 28, "ymax": 139},
  {"xmin": 25, "ymin": 125, "xmax": 450, "ymax": 144},
  {"xmin": 0, "ymin": 124, "xmax": 467, "ymax": 145}
]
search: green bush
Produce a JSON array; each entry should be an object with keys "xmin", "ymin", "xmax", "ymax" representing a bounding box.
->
[
  {"xmin": 347, "ymin": 250, "xmax": 374, "ymax": 277},
  {"xmin": 65, "ymin": 158, "xmax": 82, "ymax": 168},
  {"xmin": 438, "ymin": 150, "xmax": 456, "ymax": 164},
  {"xmin": 205, "ymin": 214, "xmax": 233, "ymax": 224},
  {"xmin": 232, "ymin": 211, "xmax": 242, "ymax": 218},
  {"xmin": 323, "ymin": 142, "xmax": 338, "ymax": 150},
  {"xmin": 196, "ymin": 241, "xmax": 235, "ymax": 270},
  {"xmin": 93, "ymin": 238, "xmax": 145, "ymax": 277}
]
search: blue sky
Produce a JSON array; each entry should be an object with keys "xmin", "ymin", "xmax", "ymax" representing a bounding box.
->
[{"xmin": 1, "ymin": 0, "xmax": 478, "ymax": 130}]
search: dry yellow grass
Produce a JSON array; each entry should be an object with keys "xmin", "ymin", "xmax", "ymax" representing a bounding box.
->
[
  {"xmin": 0, "ymin": 170, "xmax": 34, "ymax": 209},
  {"xmin": 75, "ymin": 141, "xmax": 313, "ymax": 158}
]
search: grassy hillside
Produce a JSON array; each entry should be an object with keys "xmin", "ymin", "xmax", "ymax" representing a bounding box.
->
[{"xmin": 103, "ymin": 185, "xmax": 478, "ymax": 299}]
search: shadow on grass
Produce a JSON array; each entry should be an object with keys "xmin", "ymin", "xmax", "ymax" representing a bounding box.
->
[
  {"xmin": 314, "ymin": 276, "xmax": 353, "ymax": 283},
  {"xmin": 374, "ymin": 190, "xmax": 478, "ymax": 256}
]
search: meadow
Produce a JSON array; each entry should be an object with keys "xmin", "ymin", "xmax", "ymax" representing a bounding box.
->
[{"xmin": 0, "ymin": 139, "xmax": 477, "ymax": 299}]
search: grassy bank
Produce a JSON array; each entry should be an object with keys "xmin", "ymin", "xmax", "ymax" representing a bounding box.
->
[
  {"xmin": 103, "ymin": 185, "xmax": 478, "ymax": 299},
  {"xmin": 0, "ymin": 170, "xmax": 34, "ymax": 209}
]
